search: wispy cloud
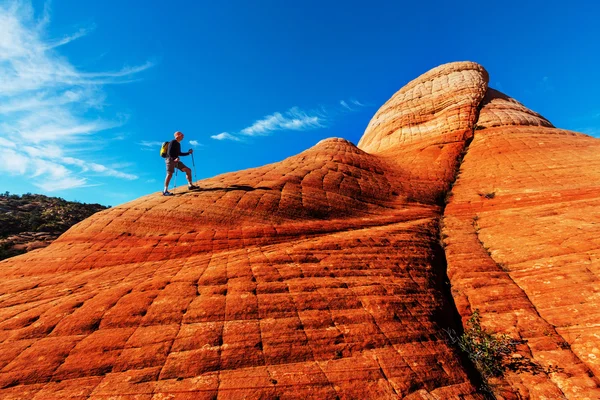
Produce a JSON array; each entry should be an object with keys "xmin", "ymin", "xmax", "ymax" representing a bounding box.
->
[
  {"xmin": 36, "ymin": 177, "xmax": 91, "ymax": 192},
  {"xmin": 0, "ymin": 1, "xmax": 151, "ymax": 191},
  {"xmin": 139, "ymin": 140, "xmax": 164, "ymax": 147},
  {"xmin": 240, "ymin": 107, "xmax": 323, "ymax": 136},
  {"xmin": 62, "ymin": 157, "xmax": 137, "ymax": 180},
  {"xmin": 340, "ymin": 100, "xmax": 352, "ymax": 110},
  {"xmin": 189, "ymin": 140, "xmax": 201, "ymax": 146},
  {"xmin": 46, "ymin": 25, "xmax": 96, "ymax": 50},
  {"xmin": 138, "ymin": 140, "xmax": 163, "ymax": 151},
  {"xmin": 211, "ymin": 132, "xmax": 241, "ymax": 141},
  {"xmin": 210, "ymin": 99, "xmax": 368, "ymax": 142},
  {"xmin": 339, "ymin": 99, "xmax": 366, "ymax": 111}
]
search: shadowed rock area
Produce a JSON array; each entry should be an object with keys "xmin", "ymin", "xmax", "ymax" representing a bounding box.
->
[{"xmin": 1, "ymin": 61, "xmax": 599, "ymax": 399}]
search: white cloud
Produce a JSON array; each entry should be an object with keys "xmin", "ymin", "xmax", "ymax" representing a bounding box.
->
[
  {"xmin": 46, "ymin": 26, "xmax": 96, "ymax": 50},
  {"xmin": 139, "ymin": 140, "xmax": 163, "ymax": 146},
  {"xmin": 139, "ymin": 140, "xmax": 163, "ymax": 150},
  {"xmin": 0, "ymin": 1, "xmax": 150, "ymax": 192},
  {"xmin": 35, "ymin": 176, "xmax": 89, "ymax": 191},
  {"xmin": 0, "ymin": 149, "xmax": 29, "ymax": 175},
  {"xmin": 340, "ymin": 100, "xmax": 353, "ymax": 110},
  {"xmin": 340, "ymin": 98, "xmax": 367, "ymax": 111},
  {"xmin": 189, "ymin": 140, "xmax": 200, "ymax": 146},
  {"xmin": 62, "ymin": 157, "xmax": 138, "ymax": 180},
  {"xmin": 0, "ymin": 137, "xmax": 17, "ymax": 148},
  {"xmin": 240, "ymin": 107, "xmax": 323, "ymax": 136},
  {"xmin": 211, "ymin": 132, "xmax": 241, "ymax": 141},
  {"xmin": 30, "ymin": 158, "xmax": 70, "ymax": 179},
  {"xmin": 209, "ymin": 99, "xmax": 369, "ymax": 144}
]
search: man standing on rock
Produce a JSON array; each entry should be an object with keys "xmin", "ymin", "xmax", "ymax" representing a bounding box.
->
[{"xmin": 163, "ymin": 131, "xmax": 199, "ymax": 196}]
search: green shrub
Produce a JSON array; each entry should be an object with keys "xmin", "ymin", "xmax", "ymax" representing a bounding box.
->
[
  {"xmin": 458, "ymin": 310, "xmax": 519, "ymax": 379},
  {"xmin": 446, "ymin": 309, "xmax": 562, "ymax": 397}
]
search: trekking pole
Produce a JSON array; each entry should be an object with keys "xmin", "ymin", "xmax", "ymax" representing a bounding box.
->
[
  {"xmin": 191, "ymin": 152, "xmax": 197, "ymax": 183},
  {"xmin": 173, "ymin": 169, "xmax": 178, "ymax": 193}
]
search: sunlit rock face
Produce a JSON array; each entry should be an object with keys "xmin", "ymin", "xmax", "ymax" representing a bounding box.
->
[
  {"xmin": 442, "ymin": 91, "xmax": 600, "ymax": 399},
  {"xmin": 1, "ymin": 62, "xmax": 599, "ymax": 399},
  {"xmin": 358, "ymin": 61, "xmax": 488, "ymax": 203}
]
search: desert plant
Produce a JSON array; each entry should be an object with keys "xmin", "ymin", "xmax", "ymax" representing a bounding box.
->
[
  {"xmin": 445, "ymin": 309, "xmax": 562, "ymax": 397},
  {"xmin": 457, "ymin": 310, "xmax": 520, "ymax": 379}
]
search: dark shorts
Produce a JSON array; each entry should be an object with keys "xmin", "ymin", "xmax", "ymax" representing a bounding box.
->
[{"xmin": 166, "ymin": 158, "xmax": 188, "ymax": 174}]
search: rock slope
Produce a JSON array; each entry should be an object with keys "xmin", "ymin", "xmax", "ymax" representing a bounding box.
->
[
  {"xmin": 442, "ymin": 90, "xmax": 600, "ymax": 398},
  {"xmin": 0, "ymin": 62, "xmax": 599, "ymax": 399}
]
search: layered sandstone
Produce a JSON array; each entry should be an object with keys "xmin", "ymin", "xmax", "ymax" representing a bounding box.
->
[
  {"xmin": 358, "ymin": 61, "xmax": 487, "ymax": 203},
  {"xmin": 0, "ymin": 136, "xmax": 483, "ymax": 398},
  {"xmin": 0, "ymin": 62, "xmax": 599, "ymax": 399},
  {"xmin": 442, "ymin": 91, "xmax": 600, "ymax": 398}
]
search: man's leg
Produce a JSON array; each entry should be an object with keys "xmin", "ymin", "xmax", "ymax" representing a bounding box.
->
[
  {"xmin": 184, "ymin": 167, "xmax": 193, "ymax": 185},
  {"xmin": 177, "ymin": 162, "xmax": 197, "ymax": 189},
  {"xmin": 164, "ymin": 159, "xmax": 175, "ymax": 193},
  {"xmin": 164, "ymin": 172, "xmax": 173, "ymax": 192}
]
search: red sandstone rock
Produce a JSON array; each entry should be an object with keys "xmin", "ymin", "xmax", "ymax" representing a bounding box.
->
[
  {"xmin": 443, "ymin": 117, "xmax": 600, "ymax": 397},
  {"xmin": 1, "ymin": 61, "xmax": 599, "ymax": 399}
]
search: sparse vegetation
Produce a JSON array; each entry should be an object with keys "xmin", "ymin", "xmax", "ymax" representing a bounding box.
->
[
  {"xmin": 0, "ymin": 192, "xmax": 109, "ymax": 261},
  {"xmin": 445, "ymin": 309, "xmax": 562, "ymax": 397},
  {"xmin": 458, "ymin": 310, "xmax": 521, "ymax": 379}
]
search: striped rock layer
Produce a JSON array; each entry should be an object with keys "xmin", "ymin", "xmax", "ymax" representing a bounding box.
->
[{"xmin": 1, "ymin": 62, "xmax": 599, "ymax": 399}]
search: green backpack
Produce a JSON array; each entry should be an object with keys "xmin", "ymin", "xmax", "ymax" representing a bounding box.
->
[{"xmin": 160, "ymin": 142, "xmax": 169, "ymax": 158}]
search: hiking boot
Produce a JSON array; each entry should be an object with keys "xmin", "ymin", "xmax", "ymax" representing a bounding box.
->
[
  {"xmin": 162, "ymin": 190, "xmax": 174, "ymax": 196},
  {"xmin": 188, "ymin": 184, "xmax": 200, "ymax": 190}
]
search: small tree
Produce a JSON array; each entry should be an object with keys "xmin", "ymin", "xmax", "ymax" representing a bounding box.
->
[
  {"xmin": 457, "ymin": 310, "xmax": 519, "ymax": 379},
  {"xmin": 448, "ymin": 309, "xmax": 561, "ymax": 397}
]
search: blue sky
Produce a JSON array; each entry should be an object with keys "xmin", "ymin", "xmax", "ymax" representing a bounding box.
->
[{"xmin": 1, "ymin": 0, "xmax": 599, "ymax": 206}]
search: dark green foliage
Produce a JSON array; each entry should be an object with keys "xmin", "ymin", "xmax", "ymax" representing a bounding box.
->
[
  {"xmin": 0, "ymin": 192, "xmax": 109, "ymax": 261},
  {"xmin": 0, "ymin": 192, "xmax": 108, "ymax": 237},
  {"xmin": 0, "ymin": 241, "xmax": 26, "ymax": 260},
  {"xmin": 458, "ymin": 310, "xmax": 520, "ymax": 379},
  {"xmin": 447, "ymin": 309, "xmax": 562, "ymax": 396}
]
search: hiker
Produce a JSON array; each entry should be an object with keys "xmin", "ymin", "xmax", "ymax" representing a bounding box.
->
[{"xmin": 163, "ymin": 131, "xmax": 199, "ymax": 196}]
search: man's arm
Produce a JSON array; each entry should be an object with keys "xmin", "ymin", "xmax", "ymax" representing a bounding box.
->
[
  {"xmin": 167, "ymin": 140, "xmax": 192, "ymax": 159},
  {"xmin": 179, "ymin": 145, "xmax": 192, "ymax": 156},
  {"xmin": 167, "ymin": 141, "xmax": 188, "ymax": 158}
]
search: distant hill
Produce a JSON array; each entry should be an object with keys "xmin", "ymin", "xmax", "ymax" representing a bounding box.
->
[{"xmin": 0, "ymin": 192, "xmax": 109, "ymax": 260}]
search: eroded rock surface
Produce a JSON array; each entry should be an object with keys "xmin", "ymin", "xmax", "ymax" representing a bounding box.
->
[
  {"xmin": 443, "ymin": 94, "xmax": 600, "ymax": 398},
  {"xmin": 1, "ymin": 61, "xmax": 599, "ymax": 399}
]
